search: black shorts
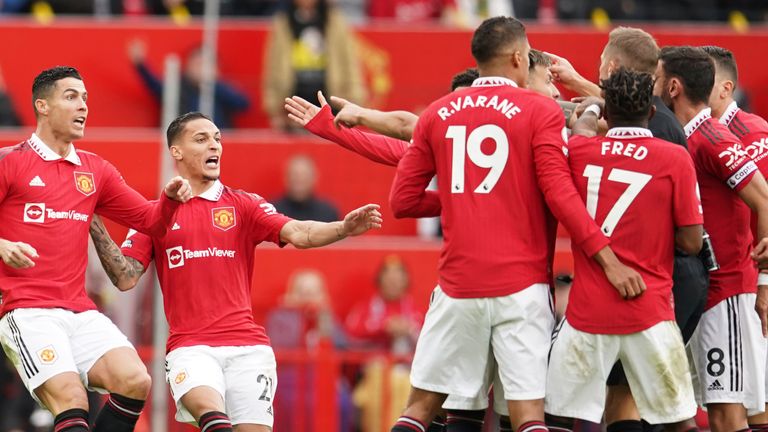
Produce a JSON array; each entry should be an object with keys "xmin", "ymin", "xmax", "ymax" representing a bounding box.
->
[{"xmin": 606, "ymin": 253, "xmax": 709, "ymax": 386}]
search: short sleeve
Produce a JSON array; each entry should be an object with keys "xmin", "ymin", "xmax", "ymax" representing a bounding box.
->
[
  {"xmin": 243, "ymin": 193, "xmax": 293, "ymax": 245},
  {"xmin": 120, "ymin": 229, "xmax": 154, "ymax": 269},
  {"xmin": 671, "ymin": 149, "xmax": 704, "ymax": 227}
]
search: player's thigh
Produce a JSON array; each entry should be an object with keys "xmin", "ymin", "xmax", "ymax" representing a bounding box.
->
[
  {"xmin": 544, "ymin": 320, "xmax": 619, "ymax": 424},
  {"xmin": 166, "ymin": 346, "xmax": 226, "ymax": 424},
  {"xmin": 72, "ymin": 311, "xmax": 142, "ymax": 395},
  {"xmin": 180, "ymin": 386, "xmax": 226, "ymax": 422},
  {"xmin": 223, "ymin": 345, "xmax": 277, "ymax": 427},
  {"xmin": 0, "ymin": 309, "xmax": 85, "ymax": 412},
  {"xmin": 410, "ymin": 286, "xmax": 492, "ymax": 399},
  {"xmin": 688, "ymin": 294, "xmax": 767, "ymax": 413},
  {"xmin": 620, "ymin": 320, "xmax": 697, "ymax": 425},
  {"xmin": 233, "ymin": 424, "xmax": 271, "ymax": 432},
  {"xmin": 491, "ymin": 283, "xmax": 555, "ymax": 401}
]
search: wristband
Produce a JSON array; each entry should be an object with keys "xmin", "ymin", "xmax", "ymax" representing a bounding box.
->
[
  {"xmin": 759, "ymin": 273, "xmax": 768, "ymax": 286},
  {"xmin": 584, "ymin": 104, "xmax": 601, "ymax": 118}
]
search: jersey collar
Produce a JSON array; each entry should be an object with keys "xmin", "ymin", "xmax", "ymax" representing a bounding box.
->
[
  {"xmin": 719, "ymin": 101, "xmax": 740, "ymax": 126},
  {"xmin": 197, "ymin": 180, "xmax": 224, "ymax": 202},
  {"xmin": 28, "ymin": 133, "xmax": 81, "ymax": 165},
  {"xmin": 606, "ymin": 127, "xmax": 654, "ymax": 139},
  {"xmin": 471, "ymin": 76, "xmax": 519, "ymax": 88},
  {"xmin": 683, "ymin": 108, "xmax": 712, "ymax": 139}
]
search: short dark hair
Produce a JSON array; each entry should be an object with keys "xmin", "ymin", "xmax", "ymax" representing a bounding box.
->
[
  {"xmin": 166, "ymin": 112, "xmax": 212, "ymax": 147},
  {"xmin": 600, "ymin": 67, "xmax": 654, "ymax": 125},
  {"xmin": 605, "ymin": 27, "xmax": 659, "ymax": 74},
  {"xmin": 471, "ymin": 16, "xmax": 527, "ymax": 65},
  {"xmin": 32, "ymin": 66, "xmax": 82, "ymax": 115},
  {"xmin": 701, "ymin": 45, "xmax": 738, "ymax": 84},
  {"xmin": 528, "ymin": 49, "xmax": 551, "ymax": 70},
  {"xmin": 450, "ymin": 68, "xmax": 479, "ymax": 91},
  {"xmin": 659, "ymin": 46, "xmax": 714, "ymax": 106}
]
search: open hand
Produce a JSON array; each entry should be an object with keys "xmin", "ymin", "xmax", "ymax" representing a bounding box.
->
[
  {"xmin": 285, "ymin": 91, "xmax": 328, "ymax": 127},
  {"xmin": 342, "ymin": 204, "xmax": 383, "ymax": 236}
]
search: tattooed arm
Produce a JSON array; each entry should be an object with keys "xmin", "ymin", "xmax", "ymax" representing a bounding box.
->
[{"xmin": 89, "ymin": 215, "xmax": 146, "ymax": 291}]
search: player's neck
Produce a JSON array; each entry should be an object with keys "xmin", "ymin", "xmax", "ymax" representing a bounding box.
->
[
  {"xmin": 34, "ymin": 126, "xmax": 73, "ymax": 157},
  {"xmin": 711, "ymin": 97, "xmax": 735, "ymax": 119},
  {"xmin": 674, "ymin": 102, "xmax": 708, "ymax": 128}
]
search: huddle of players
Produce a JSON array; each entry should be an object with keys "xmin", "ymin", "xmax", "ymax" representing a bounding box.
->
[{"xmin": 288, "ymin": 18, "xmax": 768, "ymax": 432}]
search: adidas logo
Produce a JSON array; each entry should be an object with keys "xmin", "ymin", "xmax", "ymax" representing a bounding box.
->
[
  {"xmin": 172, "ymin": 222, "xmax": 181, "ymax": 231},
  {"xmin": 708, "ymin": 379, "xmax": 724, "ymax": 391},
  {"xmin": 29, "ymin": 176, "xmax": 45, "ymax": 187}
]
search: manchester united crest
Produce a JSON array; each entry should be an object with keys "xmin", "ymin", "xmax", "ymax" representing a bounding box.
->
[
  {"xmin": 212, "ymin": 207, "xmax": 236, "ymax": 231},
  {"xmin": 174, "ymin": 370, "xmax": 187, "ymax": 384},
  {"xmin": 74, "ymin": 172, "xmax": 96, "ymax": 196},
  {"xmin": 37, "ymin": 346, "xmax": 57, "ymax": 364}
]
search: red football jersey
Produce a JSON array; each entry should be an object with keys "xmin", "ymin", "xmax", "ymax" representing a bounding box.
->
[
  {"xmin": 566, "ymin": 128, "xmax": 702, "ymax": 334},
  {"xmin": 686, "ymin": 109, "xmax": 758, "ymax": 310},
  {"xmin": 121, "ymin": 182, "xmax": 292, "ymax": 352},
  {"xmin": 391, "ymin": 77, "xmax": 609, "ymax": 298},
  {"xmin": 0, "ymin": 135, "xmax": 178, "ymax": 316},
  {"xmin": 720, "ymin": 101, "xmax": 768, "ymax": 241}
]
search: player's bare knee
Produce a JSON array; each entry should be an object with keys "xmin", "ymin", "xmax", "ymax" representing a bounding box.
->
[
  {"xmin": 111, "ymin": 368, "xmax": 151, "ymax": 399},
  {"xmin": 233, "ymin": 424, "xmax": 271, "ymax": 432},
  {"xmin": 36, "ymin": 379, "xmax": 89, "ymax": 414}
]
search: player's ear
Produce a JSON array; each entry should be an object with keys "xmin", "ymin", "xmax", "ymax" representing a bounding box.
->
[
  {"xmin": 668, "ymin": 78, "xmax": 681, "ymax": 99},
  {"xmin": 169, "ymin": 145, "xmax": 183, "ymax": 161},
  {"xmin": 647, "ymin": 104, "xmax": 657, "ymax": 122},
  {"xmin": 34, "ymin": 99, "xmax": 48, "ymax": 116},
  {"xmin": 723, "ymin": 80, "xmax": 735, "ymax": 97}
]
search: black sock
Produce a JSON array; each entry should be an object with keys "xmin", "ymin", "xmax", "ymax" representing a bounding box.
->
[
  {"xmin": 199, "ymin": 411, "xmax": 233, "ymax": 432},
  {"xmin": 92, "ymin": 394, "xmax": 145, "ymax": 432},
  {"xmin": 545, "ymin": 413, "xmax": 574, "ymax": 432},
  {"xmin": 445, "ymin": 409, "xmax": 484, "ymax": 431},
  {"xmin": 607, "ymin": 420, "xmax": 643, "ymax": 432},
  {"xmin": 428, "ymin": 415, "xmax": 446, "ymax": 432},
  {"xmin": 393, "ymin": 416, "xmax": 427, "ymax": 432},
  {"xmin": 751, "ymin": 424, "xmax": 768, "ymax": 432},
  {"xmin": 55, "ymin": 408, "xmax": 90, "ymax": 432},
  {"xmin": 499, "ymin": 415, "xmax": 513, "ymax": 432}
]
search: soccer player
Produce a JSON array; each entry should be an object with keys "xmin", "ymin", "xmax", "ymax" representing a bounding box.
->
[
  {"xmin": 0, "ymin": 66, "xmax": 191, "ymax": 432},
  {"xmin": 527, "ymin": 49, "xmax": 559, "ymax": 101},
  {"xmin": 548, "ymin": 28, "xmax": 707, "ymax": 432},
  {"xmin": 656, "ymin": 46, "xmax": 768, "ymax": 432},
  {"xmin": 546, "ymin": 67, "xmax": 702, "ymax": 430},
  {"xmin": 703, "ymin": 44, "xmax": 768, "ymax": 432},
  {"xmin": 388, "ymin": 17, "xmax": 645, "ymax": 432},
  {"xmin": 88, "ymin": 111, "xmax": 383, "ymax": 432}
]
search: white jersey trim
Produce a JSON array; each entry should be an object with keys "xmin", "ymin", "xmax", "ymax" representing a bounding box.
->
[
  {"xmin": 197, "ymin": 180, "xmax": 224, "ymax": 202},
  {"xmin": 471, "ymin": 76, "xmax": 519, "ymax": 88},
  {"xmin": 684, "ymin": 108, "xmax": 712, "ymax": 139},
  {"xmin": 719, "ymin": 101, "xmax": 740, "ymax": 127},
  {"xmin": 606, "ymin": 127, "xmax": 654, "ymax": 139},
  {"xmin": 28, "ymin": 134, "xmax": 81, "ymax": 165}
]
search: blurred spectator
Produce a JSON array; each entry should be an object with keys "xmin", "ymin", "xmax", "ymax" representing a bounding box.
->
[
  {"xmin": 267, "ymin": 269, "xmax": 346, "ymax": 349},
  {"xmin": 262, "ymin": 0, "xmax": 364, "ymax": 131},
  {"xmin": 453, "ymin": 0, "xmax": 513, "ymax": 27},
  {"xmin": 127, "ymin": 39, "xmax": 250, "ymax": 129},
  {"xmin": 346, "ymin": 255, "xmax": 421, "ymax": 432},
  {"xmin": 274, "ymin": 154, "xmax": 340, "ymax": 222},
  {"xmin": 367, "ymin": 0, "xmax": 461, "ymax": 24},
  {"xmin": 0, "ymin": 66, "xmax": 21, "ymax": 127},
  {"xmin": 265, "ymin": 269, "xmax": 353, "ymax": 432},
  {"xmin": 0, "ymin": 0, "xmax": 28, "ymax": 13},
  {"xmin": 345, "ymin": 255, "xmax": 421, "ymax": 353}
]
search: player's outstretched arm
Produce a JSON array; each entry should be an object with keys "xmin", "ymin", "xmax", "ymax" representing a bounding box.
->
[
  {"xmin": 0, "ymin": 238, "xmax": 38, "ymax": 269},
  {"xmin": 285, "ymin": 92, "xmax": 409, "ymax": 167},
  {"xmin": 546, "ymin": 52, "xmax": 601, "ymax": 98},
  {"xmin": 279, "ymin": 204, "xmax": 383, "ymax": 249},
  {"xmin": 330, "ymin": 95, "xmax": 418, "ymax": 142},
  {"xmin": 89, "ymin": 216, "xmax": 146, "ymax": 291}
]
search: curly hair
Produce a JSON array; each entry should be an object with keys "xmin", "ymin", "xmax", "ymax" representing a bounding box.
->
[
  {"xmin": 600, "ymin": 67, "xmax": 654, "ymax": 125},
  {"xmin": 450, "ymin": 68, "xmax": 479, "ymax": 91}
]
